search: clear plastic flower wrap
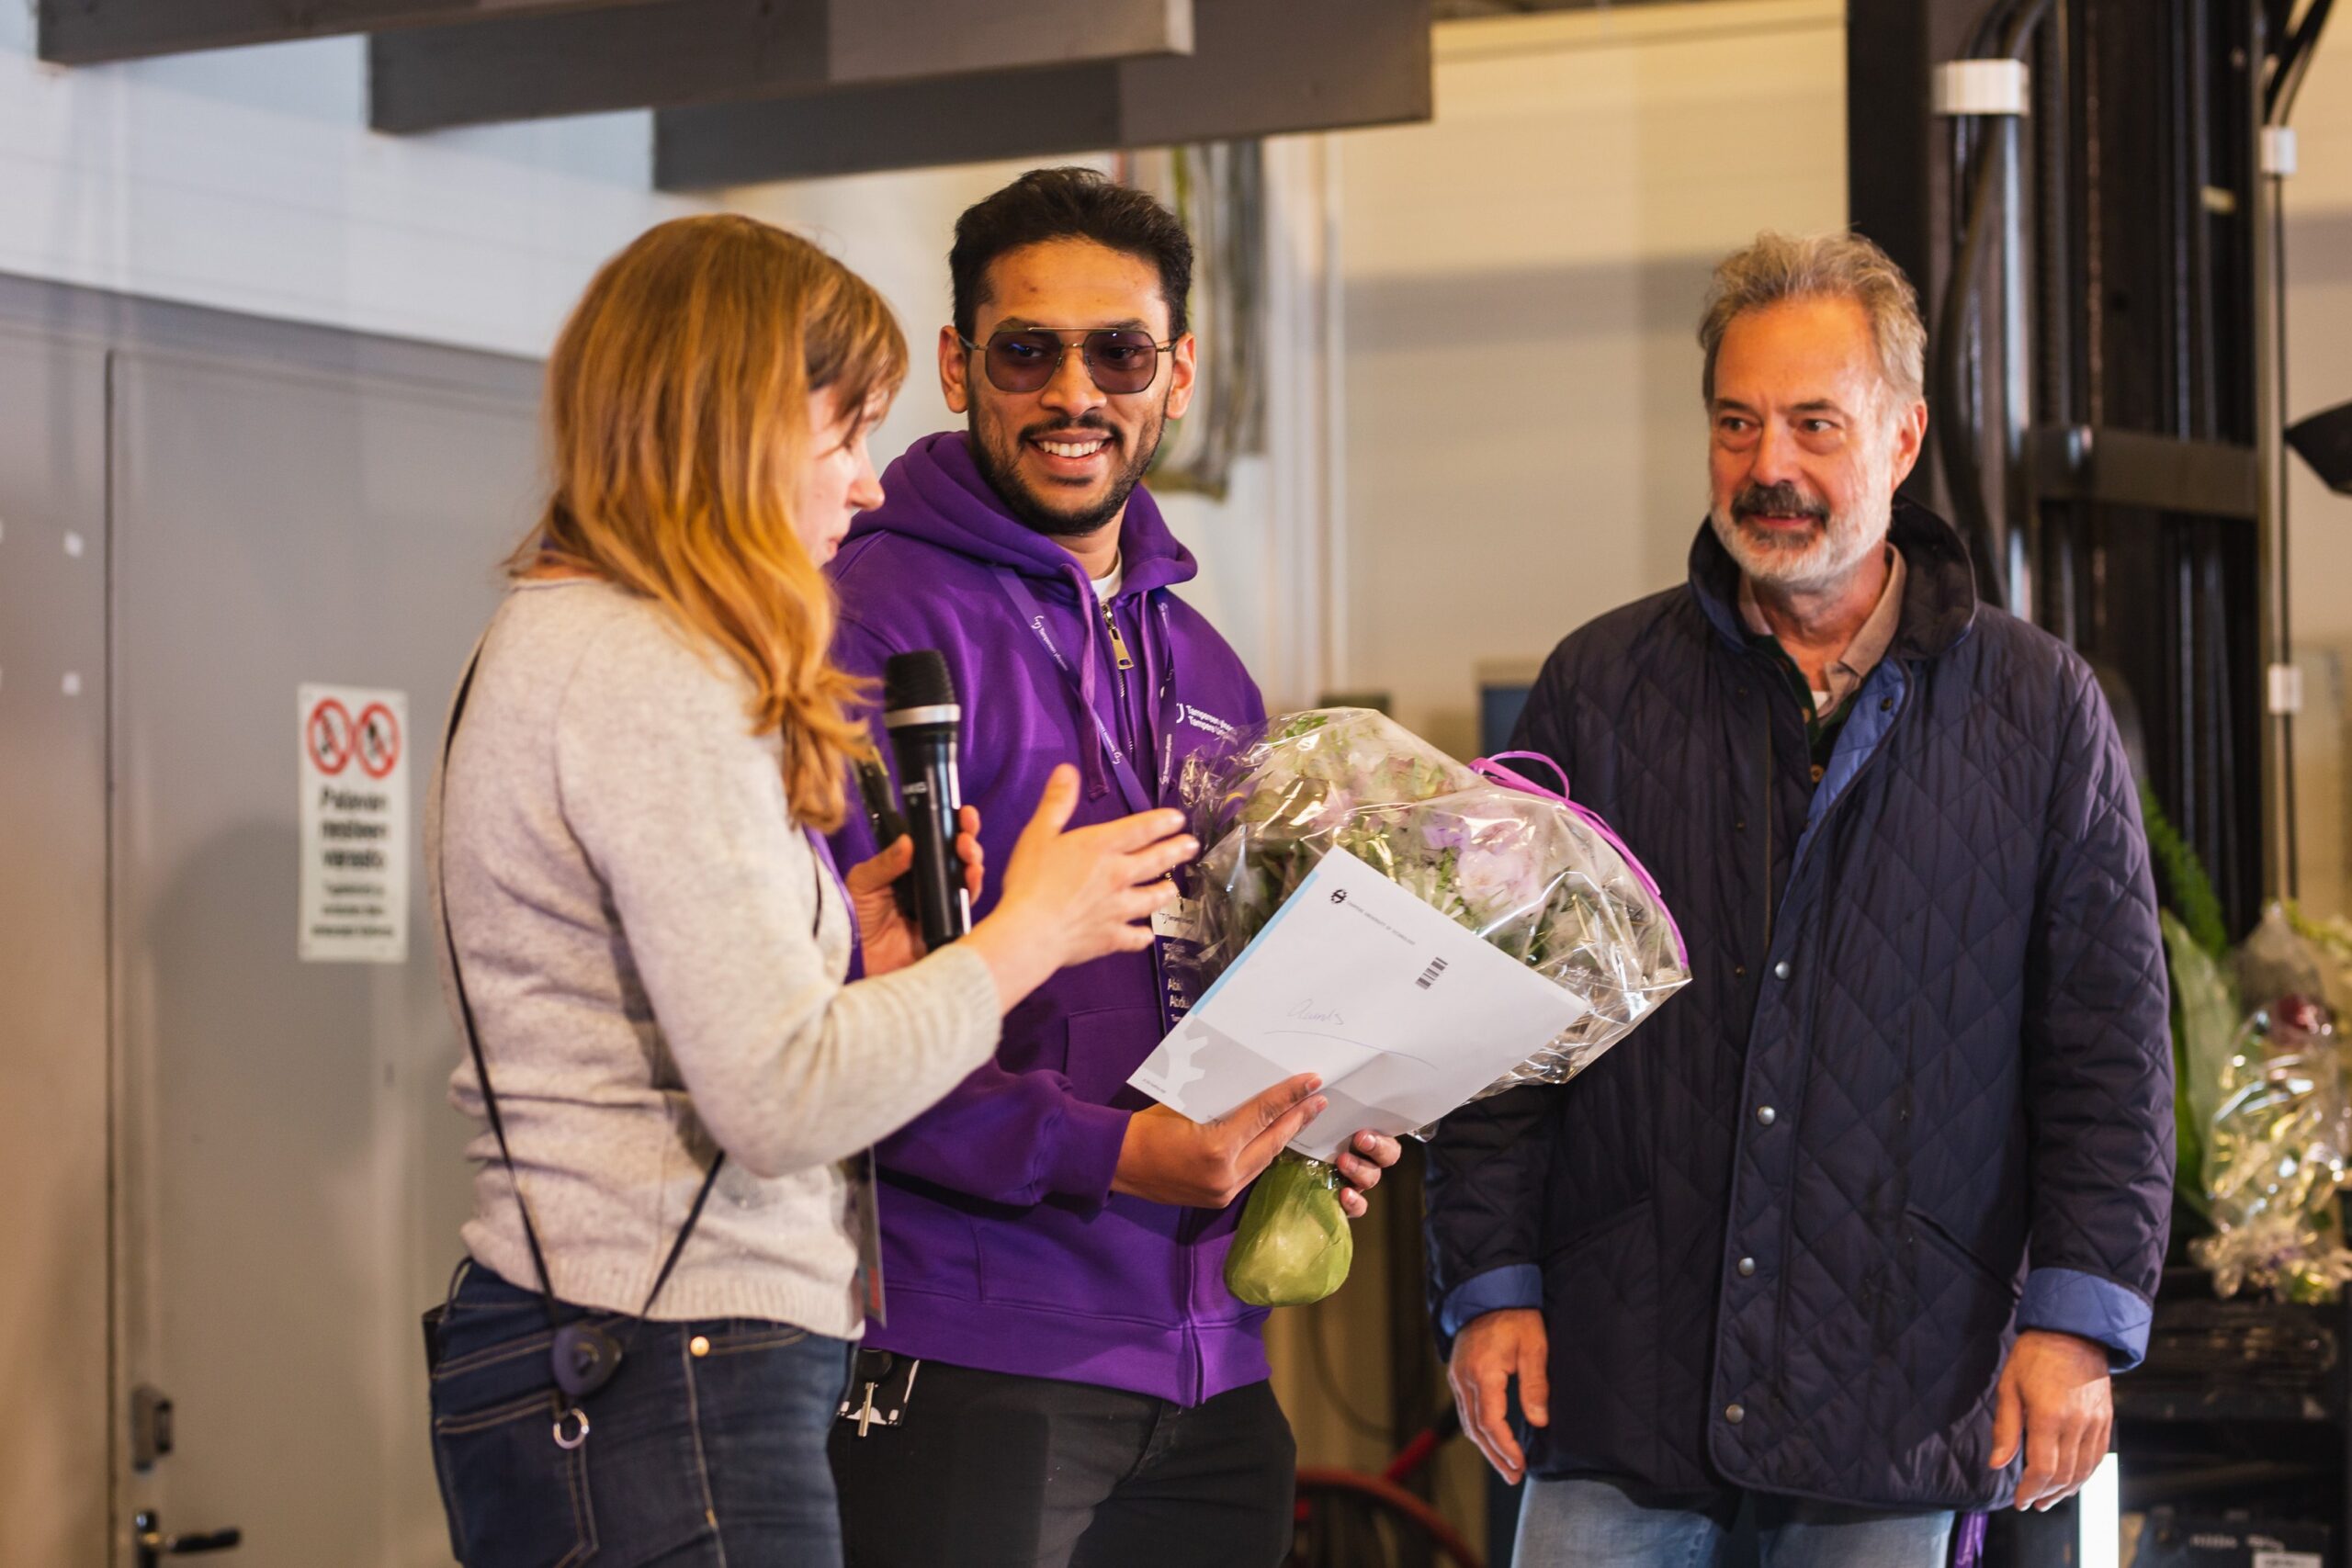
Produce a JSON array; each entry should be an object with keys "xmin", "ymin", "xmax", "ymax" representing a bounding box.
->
[
  {"xmin": 1178, "ymin": 708, "xmax": 1692, "ymax": 1306},
  {"xmin": 2189, "ymin": 991, "xmax": 2352, "ymax": 1303},
  {"xmin": 2287, "ymin": 902, "xmax": 2352, "ymax": 1024}
]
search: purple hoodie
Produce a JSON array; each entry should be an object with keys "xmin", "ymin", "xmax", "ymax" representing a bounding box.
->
[{"xmin": 827, "ymin": 432, "xmax": 1269, "ymax": 1408}]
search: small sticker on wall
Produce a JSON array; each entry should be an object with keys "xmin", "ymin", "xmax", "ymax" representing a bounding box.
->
[{"xmin": 300, "ymin": 684, "xmax": 408, "ymax": 963}]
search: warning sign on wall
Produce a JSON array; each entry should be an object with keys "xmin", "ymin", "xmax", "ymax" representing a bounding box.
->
[{"xmin": 299, "ymin": 683, "xmax": 409, "ymax": 963}]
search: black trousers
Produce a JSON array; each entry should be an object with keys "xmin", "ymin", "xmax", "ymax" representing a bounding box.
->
[{"xmin": 831, "ymin": 1360, "xmax": 1295, "ymax": 1568}]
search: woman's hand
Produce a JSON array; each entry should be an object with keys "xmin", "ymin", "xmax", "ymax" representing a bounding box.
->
[
  {"xmin": 962, "ymin": 764, "xmax": 1199, "ymax": 1011},
  {"xmin": 845, "ymin": 805, "xmax": 983, "ymax": 977}
]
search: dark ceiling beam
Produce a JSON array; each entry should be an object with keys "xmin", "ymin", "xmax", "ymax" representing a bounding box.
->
[
  {"xmin": 36, "ymin": 0, "xmax": 650, "ymax": 64},
  {"xmin": 368, "ymin": 0, "xmax": 1194, "ymax": 134},
  {"xmin": 1430, "ymin": 0, "xmax": 1702, "ymax": 14},
  {"xmin": 652, "ymin": 0, "xmax": 1432, "ymax": 189}
]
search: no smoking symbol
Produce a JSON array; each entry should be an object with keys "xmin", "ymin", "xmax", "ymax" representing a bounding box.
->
[
  {"xmin": 355, "ymin": 704, "xmax": 401, "ymax": 779},
  {"xmin": 307, "ymin": 699, "xmax": 355, "ymax": 775},
  {"xmin": 307, "ymin": 698, "xmax": 401, "ymax": 779}
]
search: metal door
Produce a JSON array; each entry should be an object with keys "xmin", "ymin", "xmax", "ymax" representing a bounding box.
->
[
  {"xmin": 108, "ymin": 342, "xmax": 539, "ymax": 1567},
  {"xmin": 0, "ymin": 322, "xmax": 114, "ymax": 1568}
]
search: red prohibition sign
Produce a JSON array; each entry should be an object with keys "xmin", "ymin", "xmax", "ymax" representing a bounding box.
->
[
  {"xmin": 356, "ymin": 703, "xmax": 402, "ymax": 780},
  {"xmin": 307, "ymin": 698, "xmax": 355, "ymax": 775}
]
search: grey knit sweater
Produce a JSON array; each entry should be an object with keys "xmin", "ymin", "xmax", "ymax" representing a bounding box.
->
[{"xmin": 427, "ymin": 579, "xmax": 1001, "ymax": 1336}]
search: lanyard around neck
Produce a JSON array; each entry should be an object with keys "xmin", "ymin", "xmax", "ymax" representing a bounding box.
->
[
  {"xmin": 989, "ymin": 568, "xmax": 1204, "ymax": 1032},
  {"xmin": 990, "ymin": 566, "xmax": 1161, "ymax": 818}
]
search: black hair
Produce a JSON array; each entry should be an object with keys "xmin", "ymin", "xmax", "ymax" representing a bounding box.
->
[{"xmin": 950, "ymin": 167, "xmax": 1193, "ymax": 341}]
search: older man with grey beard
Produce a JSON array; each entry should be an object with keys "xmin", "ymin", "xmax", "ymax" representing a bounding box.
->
[{"xmin": 1423, "ymin": 230, "xmax": 2173, "ymax": 1565}]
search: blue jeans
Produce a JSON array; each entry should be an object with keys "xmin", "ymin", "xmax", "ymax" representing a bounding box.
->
[
  {"xmin": 427, "ymin": 1263, "xmax": 852, "ymax": 1568},
  {"xmin": 1516, "ymin": 1476, "xmax": 1954, "ymax": 1568}
]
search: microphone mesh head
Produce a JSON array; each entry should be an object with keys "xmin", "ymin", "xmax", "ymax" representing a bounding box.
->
[{"xmin": 883, "ymin": 649, "xmax": 957, "ymax": 713}]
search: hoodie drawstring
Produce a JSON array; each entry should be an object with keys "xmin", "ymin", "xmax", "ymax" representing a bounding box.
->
[
  {"xmin": 989, "ymin": 564, "xmax": 1165, "ymax": 817},
  {"xmin": 1066, "ymin": 566, "xmax": 1114, "ymax": 803}
]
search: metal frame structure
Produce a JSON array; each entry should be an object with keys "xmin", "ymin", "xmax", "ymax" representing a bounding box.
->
[
  {"xmin": 1851, "ymin": 0, "xmax": 2276, "ymax": 939},
  {"xmin": 1854, "ymin": 1, "xmax": 2343, "ymax": 1555}
]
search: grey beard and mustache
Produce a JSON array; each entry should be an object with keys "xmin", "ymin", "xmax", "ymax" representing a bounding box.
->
[{"xmin": 1709, "ymin": 477, "xmax": 1890, "ymax": 595}]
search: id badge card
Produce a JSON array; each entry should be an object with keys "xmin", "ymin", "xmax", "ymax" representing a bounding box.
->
[{"xmin": 1153, "ymin": 896, "xmax": 1207, "ymax": 1026}]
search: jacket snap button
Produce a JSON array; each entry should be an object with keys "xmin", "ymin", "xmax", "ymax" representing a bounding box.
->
[
  {"xmin": 1736, "ymin": 1257, "xmax": 1757, "ymax": 1277},
  {"xmin": 1755, "ymin": 1106, "xmax": 1777, "ymax": 1127},
  {"xmin": 1724, "ymin": 1404, "xmax": 1747, "ymax": 1425},
  {"xmin": 1734, "ymin": 964, "xmax": 1747, "ymax": 979},
  {"xmin": 1881, "ymin": 697, "xmax": 1894, "ymax": 713},
  {"xmin": 1772, "ymin": 960, "xmax": 1791, "ymax": 980}
]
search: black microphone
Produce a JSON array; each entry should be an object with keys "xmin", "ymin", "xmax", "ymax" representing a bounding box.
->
[
  {"xmin": 882, "ymin": 650, "xmax": 970, "ymax": 949},
  {"xmin": 854, "ymin": 757, "xmax": 917, "ymax": 924}
]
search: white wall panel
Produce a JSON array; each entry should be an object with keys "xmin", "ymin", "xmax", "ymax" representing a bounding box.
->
[
  {"xmin": 2282, "ymin": 32, "xmax": 2352, "ymax": 918},
  {"xmin": 1339, "ymin": 0, "xmax": 1846, "ymax": 756}
]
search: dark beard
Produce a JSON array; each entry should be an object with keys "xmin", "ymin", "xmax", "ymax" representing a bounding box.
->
[{"xmin": 969, "ymin": 408, "xmax": 1164, "ymax": 539}]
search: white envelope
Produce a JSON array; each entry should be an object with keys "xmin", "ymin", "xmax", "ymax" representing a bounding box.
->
[{"xmin": 1129, "ymin": 844, "xmax": 1590, "ymax": 1161}]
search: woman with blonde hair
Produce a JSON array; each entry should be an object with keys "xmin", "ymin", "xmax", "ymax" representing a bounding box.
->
[{"xmin": 423, "ymin": 214, "xmax": 1195, "ymax": 1567}]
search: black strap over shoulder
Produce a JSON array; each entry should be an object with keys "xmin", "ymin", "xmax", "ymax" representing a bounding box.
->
[{"xmin": 436, "ymin": 644, "xmax": 741, "ymax": 1338}]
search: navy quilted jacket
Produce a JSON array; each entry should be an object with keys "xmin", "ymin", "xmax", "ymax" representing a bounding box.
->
[{"xmin": 1424, "ymin": 502, "xmax": 2173, "ymax": 1509}]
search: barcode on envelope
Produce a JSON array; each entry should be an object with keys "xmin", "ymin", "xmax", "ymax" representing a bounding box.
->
[{"xmin": 1416, "ymin": 957, "xmax": 1449, "ymax": 990}]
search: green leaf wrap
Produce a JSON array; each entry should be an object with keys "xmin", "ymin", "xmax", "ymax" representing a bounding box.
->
[{"xmin": 1224, "ymin": 1150, "xmax": 1353, "ymax": 1307}]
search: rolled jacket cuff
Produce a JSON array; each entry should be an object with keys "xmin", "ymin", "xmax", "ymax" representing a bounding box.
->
[
  {"xmin": 1438, "ymin": 1263, "xmax": 1544, "ymax": 1341},
  {"xmin": 1044, "ymin": 1099, "xmax": 1133, "ymax": 1206},
  {"xmin": 2018, "ymin": 1266, "xmax": 2154, "ymax": 1371}
]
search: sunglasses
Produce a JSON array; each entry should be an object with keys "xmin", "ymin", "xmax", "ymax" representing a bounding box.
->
[{"xmin": 959, "ymin": 328, "xmax": 1177, "ymax": 396}]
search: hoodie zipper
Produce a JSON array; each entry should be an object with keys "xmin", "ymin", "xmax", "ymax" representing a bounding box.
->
[
  {"xmin": 1101, "ymin": 592, "xmax": 1138, "ymax": 759},
  {"xmin": 1103, "ymin": 599, "xmax": 1136, "ymax": 671}
]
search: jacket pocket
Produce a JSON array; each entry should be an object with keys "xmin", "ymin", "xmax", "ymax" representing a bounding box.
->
[
  {"xmin": 1905, "ymin": 1204, "xmax": 2021, "ymax": 1301},
  {"xmin": 1536, "ymin": 1194, "xmax": 1660, "ymax": 1466},
  {"xmin": 1881, "ymin": 1203, "xmax": 2019, "ymax": 1473},
  {"xmin": 1542, "ymin": 1195, "xmax": 1654, "ymax": 1263}
]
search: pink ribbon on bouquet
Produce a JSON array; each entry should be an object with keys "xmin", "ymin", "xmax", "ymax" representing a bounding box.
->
[{"xmin": 1470, "ymin": 750, "xmax": 1690, "ymax": 967}]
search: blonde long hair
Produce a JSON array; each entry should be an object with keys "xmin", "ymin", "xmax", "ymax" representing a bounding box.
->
[{"xmin": 522, "ymin": 215, "xmax": 905, "ymax": 832}]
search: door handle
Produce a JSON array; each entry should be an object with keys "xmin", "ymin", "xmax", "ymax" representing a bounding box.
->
[{"xmin": 134, "ymin": 1512, "xmax": 242, "ymax": 1568}]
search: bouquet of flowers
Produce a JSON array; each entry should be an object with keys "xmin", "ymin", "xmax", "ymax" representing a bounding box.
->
[
  {"xmin": 1175, "ymin": 708, "xmax": 1691, "ymax": 1305},
  {"xmin": 2192, "ymin": 990, "xmax": 2352, "ymax": 1301},
  {"xmin": 2190, "ymin": 904, "xmax": 2352, "ymax": 1302}
]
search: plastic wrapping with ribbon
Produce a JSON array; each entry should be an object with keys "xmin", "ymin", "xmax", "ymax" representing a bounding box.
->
[
  {"xmin": 1178, "ymin": 707, "xmax": 1692, "ymax": 1306},
  {"xmin": 2188, "ymin": 905, "xmax": 2352, "ymax": 1302},
  {"xmin": 2173, "ymin": 902, "xmax": 2352, "ymax": 1306}
]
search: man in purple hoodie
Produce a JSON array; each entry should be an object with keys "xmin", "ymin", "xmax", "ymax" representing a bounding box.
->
[{"xmin": 825, "ymin": 169, "xmax": 1402, "ymax": 1568}]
